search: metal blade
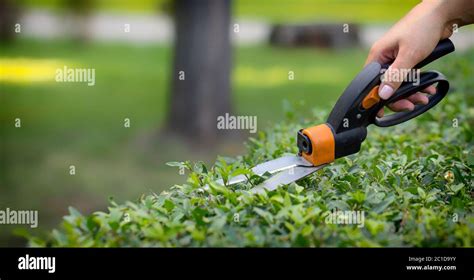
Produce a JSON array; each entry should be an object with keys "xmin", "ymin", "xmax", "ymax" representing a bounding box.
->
[
  {"xmin": 215, "ymin": 155, "xmax": 313, "ymax": 186},
  {"xmin": 251, "ymin": 155, "xmax": 313, "ymax": 174},
  {"xmin": 251, "ymin": 164, "xmax": 327, "ymax": 194}
]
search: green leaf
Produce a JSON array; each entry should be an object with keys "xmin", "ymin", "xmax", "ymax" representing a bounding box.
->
[
  {"xmin": 450, "ymin": 183, "xmax": 464, "ymax": 193},
  {"xmin": 372, "ymin": 195, "xmax": 395, "ymax": 214},
  {"xmin": 417, "ymin": 187, "xmax": 426, "ymax": 199},
  {"xmin": 166, "ymin": 161, "xmax": 185, "ymax": 167}
]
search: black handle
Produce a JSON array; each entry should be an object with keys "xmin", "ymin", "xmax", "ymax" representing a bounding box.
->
[
  {"xmin": 414, "ymin": 39, "xmax": 455, "ymax": 69},
  {"xmin": 373, "ymin": 71, "xmax": 449, "ymax": 127}
]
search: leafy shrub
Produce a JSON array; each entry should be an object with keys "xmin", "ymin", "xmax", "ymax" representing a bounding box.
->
[{"xmin": 30, "ymin": 89, "xmax": 473, "ymax": 247}]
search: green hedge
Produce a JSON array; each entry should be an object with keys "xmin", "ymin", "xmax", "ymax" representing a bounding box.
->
[{"xmin": 30, "ymin": 90, "xmax": 473, "ymax": 247}]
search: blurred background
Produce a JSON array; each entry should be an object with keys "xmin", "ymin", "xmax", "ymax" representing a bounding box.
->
[{"xmin": 1, "ymin": 0, "xmax": 473, "ymax": 246}]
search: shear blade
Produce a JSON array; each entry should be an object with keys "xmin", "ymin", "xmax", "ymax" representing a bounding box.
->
[
  {"xmin": 216, "ymin": 155, "xmax": 313, "ymax": 186},
  {"xmin": 251, "ymin": 164, "xmax": 327, "ymax": 194}
]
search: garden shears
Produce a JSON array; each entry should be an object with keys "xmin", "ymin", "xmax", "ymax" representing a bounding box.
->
[{"xmin": 218, "ymin": 39, "xmax": 455, "ymax": 193}]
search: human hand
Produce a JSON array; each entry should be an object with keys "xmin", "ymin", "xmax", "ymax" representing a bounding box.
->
[{"xmin": 365, "ymin": 0, "xmax": 473, "ymax": 117}]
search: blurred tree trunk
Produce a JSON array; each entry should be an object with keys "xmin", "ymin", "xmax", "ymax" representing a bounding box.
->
[
  {"xmin": 0, "ymin": 0, "xmax": 20, "ymax": 43},
  {"xmin": 166, "ymin": 0, "xmax": 232, "ymax": 144},
  {"xmin": 63, "ymin": 0, "xmax": 94, "ymax": 43}
]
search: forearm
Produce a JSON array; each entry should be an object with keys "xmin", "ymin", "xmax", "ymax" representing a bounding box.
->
[{"xmin": 428, "ymin": 0, "xmax": 474, "ymax": 28}]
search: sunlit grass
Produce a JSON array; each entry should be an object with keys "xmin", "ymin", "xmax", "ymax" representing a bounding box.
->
[
  {"xmin": 0, "ymin": 58, "xmax": 69, "ymax": 84},
  {"xmin": 236, "ymin": 0, "xmax": 418, "ymax": 23}
]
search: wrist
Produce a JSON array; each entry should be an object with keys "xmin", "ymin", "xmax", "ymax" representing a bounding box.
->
[
  {"xmin": 421, "ymin": 0, "xmax": 451, "ymax": 25},
  {"xmin": 427, "ymin": 0, "xmax": 473, "ymax": 27}
]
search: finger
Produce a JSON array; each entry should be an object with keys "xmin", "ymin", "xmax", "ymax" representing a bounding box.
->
[
  {"xmin": 365, "ymin": 43, "xmax": 382, "ymax": 66},
  {"xmin": 422, "ymin": 85, "xmax": 436, "ymax": 95},
  {"xmin": 378, "ymin": 48, "xmax": 420, "ymax": 100},
  {"xmin": 407, "ymin": 92, "xmax": 429, "ymax": 105},
  {"xmin": 387, "ymin": 99, "xmax": 415, "ymax": 112},
  {"xmin": 377, "ymin": 108, "xmax": 384, "ymax": 118}
]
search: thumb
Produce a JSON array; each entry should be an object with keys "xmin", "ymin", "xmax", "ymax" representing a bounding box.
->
[{"xmin": 378, "ymin": 49, "xmax": 418, "ymax": 100}]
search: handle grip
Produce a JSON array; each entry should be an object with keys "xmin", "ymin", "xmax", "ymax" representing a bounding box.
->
[
  {"xmin": 414, "ymin": 39, "xmax": 455, "ymax": 69},
  {"xmin": 373, "ymin": 71, "xmax": 449, "ymax": 127}
]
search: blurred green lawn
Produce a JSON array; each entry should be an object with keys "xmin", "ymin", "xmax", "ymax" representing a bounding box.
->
[
  {"xmin": 0, "ymin": 39, "xmax": 366, "ymax": 244},
  {"xmin": 21, "ymin": 0, "xmax": 418, "ymax": 23}
]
